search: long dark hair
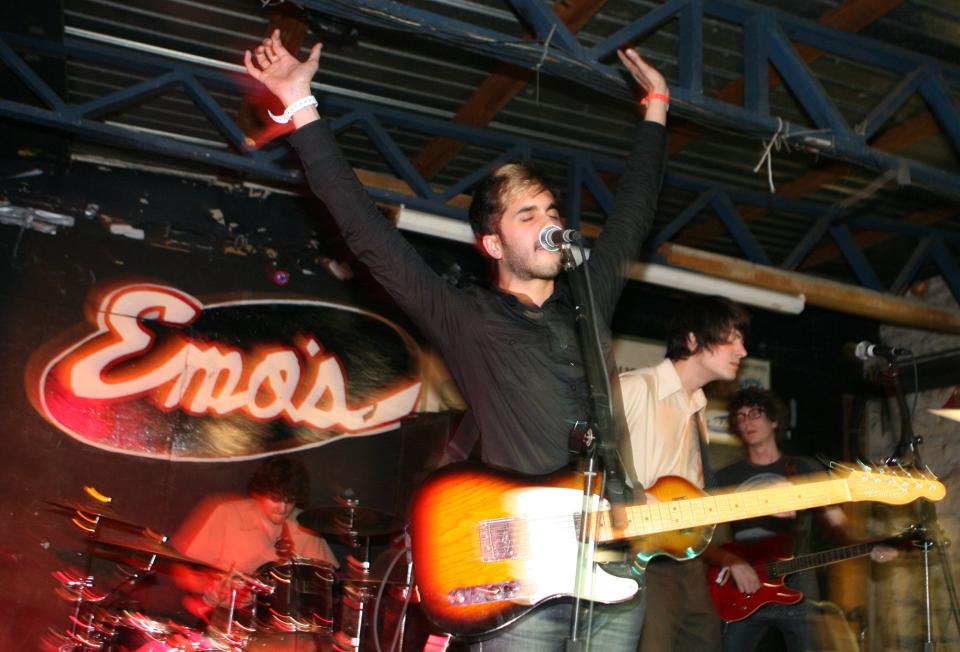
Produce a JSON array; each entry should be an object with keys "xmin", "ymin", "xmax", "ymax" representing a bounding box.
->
[{"xmin": 665, "ymin": 295, "xmax": 750, "ymax": 361}]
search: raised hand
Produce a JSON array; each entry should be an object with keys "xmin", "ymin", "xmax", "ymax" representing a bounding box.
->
[
  {"xmin": 617, "ymin": 48, "xmax": 667, "ymax": 95},
  {"xmin": 244, "ymin": 29, "xmax": 322, "ymax": 109},
  {"xmin": 616, "ymin": 48, "xmax": 668, "ymax": 124}
]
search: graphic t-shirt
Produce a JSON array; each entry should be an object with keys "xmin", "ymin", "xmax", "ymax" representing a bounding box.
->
[{"xmin": 715, "ymin": 455, "xmax": 824, "ymax": 596}]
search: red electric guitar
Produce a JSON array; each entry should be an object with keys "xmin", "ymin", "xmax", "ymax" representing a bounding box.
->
[
  {"xmin": 708, "ymin": 531, "xmax": 915, "ymax": 622},
  {"xmin": 408, "ymin": 463, "xmax": 944, "ymax": 638}
]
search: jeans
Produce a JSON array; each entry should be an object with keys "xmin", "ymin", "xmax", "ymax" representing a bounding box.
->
[
  {"xmin": 470, "ymin": 596, "xmax": 646, "ymax": 652},
  {"xmin": 722, "ymin": 601, "xmax": 819, "ymax": 652}
]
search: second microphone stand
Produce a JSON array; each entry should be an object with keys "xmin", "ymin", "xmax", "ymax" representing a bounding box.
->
[{"xmin": 879, "ymin": 358, "xmax": 960, "ymax": 650}]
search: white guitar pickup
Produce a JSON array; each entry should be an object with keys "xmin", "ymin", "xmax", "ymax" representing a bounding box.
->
[{"xmin": 715, "ymin": 566, "xmax": 731, "ymax": 585}]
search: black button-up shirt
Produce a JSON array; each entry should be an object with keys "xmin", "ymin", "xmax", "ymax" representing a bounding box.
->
[{"xmin": 291, "ymin": 120, "xmax": 666, "ymax": 475}]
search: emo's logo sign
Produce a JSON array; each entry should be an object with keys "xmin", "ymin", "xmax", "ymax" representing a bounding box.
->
[{"xmin": 30, "ymin": 284, "xmax": 422, "ymax": 460}]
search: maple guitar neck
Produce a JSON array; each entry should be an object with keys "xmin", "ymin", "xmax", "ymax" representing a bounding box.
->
[{"xmin": 597, "ymin": 476, "xmax": 854, "ymax": 543}]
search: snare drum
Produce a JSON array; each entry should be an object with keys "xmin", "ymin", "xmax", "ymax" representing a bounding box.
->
[{"xmin": 254, "ymin": 559, "xmax": 338, "ymax": 634}]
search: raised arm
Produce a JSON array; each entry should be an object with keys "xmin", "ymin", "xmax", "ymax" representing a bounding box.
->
[
  {"xmin": 586, "ymin": 49, "xmax": 669, "ymax": 318},
  {"xmin": 242, "ymin": 31, "xmax": 462, "ymax": 343},
  {"xmin": 617, "ymin": 48, "xmax": 669, "ymax": 126}
]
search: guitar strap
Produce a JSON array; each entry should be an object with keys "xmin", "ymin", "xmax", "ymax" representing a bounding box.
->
[
  {"xmin": 443, "ymin": 410, "xmax": 478, "ymax": 462},
  {"xmin": 695, "ymin": 411, "xmax": 717, "ymax": 490}
]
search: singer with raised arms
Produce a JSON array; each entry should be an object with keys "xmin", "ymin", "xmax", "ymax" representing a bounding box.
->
[{"xmin": 245, "ymin": 30, "xmax": 668, "ymax": 649}]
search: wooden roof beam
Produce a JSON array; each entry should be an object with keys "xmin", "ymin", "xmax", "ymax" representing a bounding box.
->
[{"xmin": 658, "ymin": 243, "xmax": 960, "ymax": 333}]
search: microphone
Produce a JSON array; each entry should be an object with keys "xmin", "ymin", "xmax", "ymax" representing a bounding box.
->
[
  {"xmin": 845, "ymin": 340, "xmax": 911, "ymax": 362},
  {"xmin": 538, "ymin": 225, "xmax": 580, "ymax": 252}
]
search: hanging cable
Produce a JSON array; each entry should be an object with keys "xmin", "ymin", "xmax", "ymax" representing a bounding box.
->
[
  {"xmin": 753, "ymin": 117, "xmax": 789, "ymax": 193},
  {"xmin": 534, "ymin": 23, "xmax": 557, "ymax": 110}
]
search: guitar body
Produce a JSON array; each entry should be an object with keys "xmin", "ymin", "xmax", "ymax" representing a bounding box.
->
[
  {"xmin": 630, "ymin": 476, "xmax": 715, "ymax": 567},
  {"xmin": 409, "ymin": 465, "xmax": 709, "ymax": 637},
  {"xmin": 707, "ymin": 537, "xmax": 803, "ymax": 622}
]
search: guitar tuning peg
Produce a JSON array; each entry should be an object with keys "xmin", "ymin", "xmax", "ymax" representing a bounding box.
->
[
  {"xmin": 924, "ymin": 465, "xmax": 939, "ymax": 481},
  {"xmin": 899, "ymin": 463, "xmax": 921, "ymax": 480}
]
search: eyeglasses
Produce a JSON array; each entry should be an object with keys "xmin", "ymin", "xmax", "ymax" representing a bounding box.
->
[{"xmin": 732, "ymin": 407, "xmax": 765, "ymax": 423}]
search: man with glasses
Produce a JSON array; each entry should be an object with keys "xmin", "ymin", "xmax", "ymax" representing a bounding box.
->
[
  {"xmin": 712, "ymin": 387, "xmax": 896, "ymax": 652},
  {"xmin": 618, "ymin": 295, "xmax": 750, "ymax": 652}
]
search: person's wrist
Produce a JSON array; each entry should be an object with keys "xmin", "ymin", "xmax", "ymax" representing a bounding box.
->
[
  {"xmin": 278, "ymin": 90, "xmax": 310, "ymax": 106},
  {"xmin": 272, "ymin": 80, "xmax": 310, "ymax": 104},
  {"xmin": 640, "ymin": 91, "xmax": 670, "ymax": 110},
  {"xmin": 269, "ymin": 95, "xmax": 317, "ymax": 124}
]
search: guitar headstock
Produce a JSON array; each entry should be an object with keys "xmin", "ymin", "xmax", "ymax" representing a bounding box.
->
[{"xmin": 838, "ymin": 463, "xmax": 946, "ymax": 504}]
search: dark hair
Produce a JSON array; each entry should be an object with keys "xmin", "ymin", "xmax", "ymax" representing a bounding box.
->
[
  {"xmin": 468, "ymin": 161, "xmax": 552, "ymax": 237},
  {"xmin": 248, "ymin": 456, "xmax": 309, "ymax": 506},
  {"xmin": 665, "ymin": 295, "xmax": 751, "ymax": 361},
  {"xmin": 728, "ymin": 387, "xmax": 786, "ymax": 435}
]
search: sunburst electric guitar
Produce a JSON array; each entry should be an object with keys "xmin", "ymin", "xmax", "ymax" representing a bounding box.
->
[{"xmin": 409, "ymin": 464, "xmax": 944, "ymax": 637}]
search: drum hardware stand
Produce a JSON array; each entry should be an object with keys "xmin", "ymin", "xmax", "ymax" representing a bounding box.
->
[
  {"xmin": 205, "ymin": 566, "xmax": 275, "ymax": 650},
  {"xmin": 49, "ymin": 568, "xmax": 108, "ymax": 651},
  {"xmin": 206, "ymin": 581, "xmax": 255, "ymax": 652},
  {"xmin": 333, "ymin": 493, "xmax": 377, "ymax": 652},
  {"xmin": 46, "ymin": 496, "xmax": 155, "ymax": 651},
  {"xmin": 372, "ymin": 532, "xmax": 417, "ymax": 652},
  {"xmin": 878, "ymin": 357, "xmax": 960, "ymax": 650},
  {"xmin": 334, "ymin": 492, "xmax": 372, "ymax": 562}
]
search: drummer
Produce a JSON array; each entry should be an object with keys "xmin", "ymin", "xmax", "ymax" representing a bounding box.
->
[{"xmin": 170, "ymin": 456, "xmax": 339, "ymax": 621}]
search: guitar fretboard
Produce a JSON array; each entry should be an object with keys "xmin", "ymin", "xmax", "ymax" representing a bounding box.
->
[
  {"xmin": 598, "ymin": 477, "xmax": 851, "ymax": 542},
  {"xmin": 769, "ymin": 542, "xmax": 875, "ymax": 577}
]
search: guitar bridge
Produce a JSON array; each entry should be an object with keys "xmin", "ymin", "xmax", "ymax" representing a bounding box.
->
[
  {"xmin": 448, "ymin": 580, "xmax": 524, "ymax": 606},
  {"xmin": 479, "ymin": 517, "xmax": 522, "ymax": 562}
]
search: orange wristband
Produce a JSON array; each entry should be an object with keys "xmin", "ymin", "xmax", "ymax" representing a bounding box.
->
[{"xmin": 640, "ymin": 92, "xmax": 670, "ymax": 110}]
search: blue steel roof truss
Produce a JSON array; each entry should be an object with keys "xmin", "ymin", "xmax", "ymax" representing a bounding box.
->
[
  {"xmin": 1, "ymin": 8, "xmax": 959, "ymax": 304},
  {"xmin": 294, "ymin": 0, "xmax": 960, "ymax": 202}
]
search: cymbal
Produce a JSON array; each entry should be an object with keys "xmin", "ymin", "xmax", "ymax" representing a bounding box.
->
[
  {"xmin": 44, "ymin": 499, "xmax": 146, "ymax": 530},
  {"xmin": 90, "ymin": 537, "xmax": 219, "ymax": 571},
  {"xmin": 297, "ymin": 505, "xmax": 403, "ymax": 536}
]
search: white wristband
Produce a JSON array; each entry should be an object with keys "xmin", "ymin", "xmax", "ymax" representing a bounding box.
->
[{"xmin": 268, "ymin": 95, "xmax": 318, "ymax": 124}]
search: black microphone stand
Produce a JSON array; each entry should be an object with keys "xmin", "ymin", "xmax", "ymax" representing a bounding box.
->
[
  {"xmin": 559, "ymin": 243, "xmax": 633, "ymax": 652},
  {"xmin": 879, "ymin": 358, "xmax": 960, "ymax": 650}
]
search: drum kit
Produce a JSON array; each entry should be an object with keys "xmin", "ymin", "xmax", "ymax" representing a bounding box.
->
[{"xmin": 43, "ymin": 491, "xmax": 427, "ymax": 652}]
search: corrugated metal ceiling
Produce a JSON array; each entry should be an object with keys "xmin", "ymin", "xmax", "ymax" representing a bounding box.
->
[{"xmin": 17, "ymin": 0, "xmax": 960, "ymax": 292}]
